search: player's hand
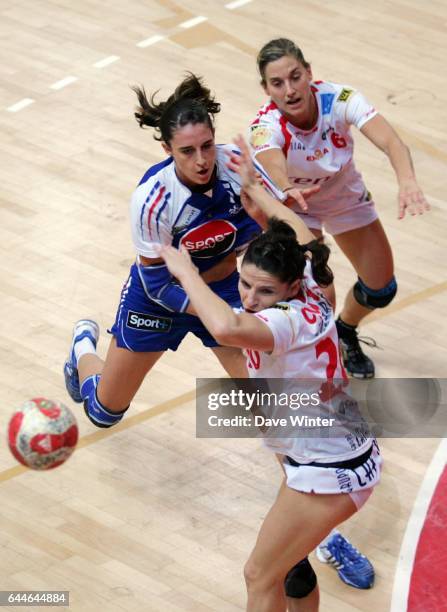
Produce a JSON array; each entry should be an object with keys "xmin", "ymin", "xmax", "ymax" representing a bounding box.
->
[
  {"xmin": 398, "ymin": 178, "xmax": 430, "ymax": 219},
  {"xmin": 226, "ymin": 134, "xmax": 258, "ymax": 190},
  {"xmin": 157, "ymin": 245, "xmax": 197, "ymax": 281},
  {"xmin": 283, "ymin": 185, "xmax": 320, "ymax": 212}
]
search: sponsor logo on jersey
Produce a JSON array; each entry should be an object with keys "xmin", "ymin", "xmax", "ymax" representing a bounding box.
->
[
  {"xmin": 172, "ymin": 204, "xmax": 201, "ymax": 235},
  {"xmin": 180, "ymin": 219, "xmax": 237, "ymax": 258},
  {"xmin": 250, "ymin": 126, "xmax": 272, "ymax": 149},
  {"xmin": 337, "ymin": 88, "xmax": 353, "ymax": 102},
  {"xmin": 272, "ymin": 302, "xmax": 290, "ymax": 311},
  {"xmin": 126, "ymin": 311, "xmax": 172, "ymax": 332},
  {"xmin": 292, "ymin": 176, "xmax": 331, "ymax": 185},
  {"xmin": 306, "ymin": 147, "xmax": 329, "ymax": 162},
  {"xmin": 320, "ymin": 93, "xmax": 335, "ymax": 115},
  {"xmin": 291, "ymin": 141, "xmax": 306, "ymax": 151},
  {"xmin": 229, "ymin": 203, "xmax": 243, "ymax": 215},
  {"xmin": 321, "ymin": 126, "xmax": 334, "ymax": 140}
]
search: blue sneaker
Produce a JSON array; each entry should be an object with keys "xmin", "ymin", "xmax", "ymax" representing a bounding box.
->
[
  {"xmin": 63, "ymin": 319, "xmax": 100, "ymax": 403},
  {"xmin": 316, "ymin": 532, "xmax": 374, "ymax": 589}
]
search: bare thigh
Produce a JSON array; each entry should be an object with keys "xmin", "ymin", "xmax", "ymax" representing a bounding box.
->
[
  {"xmin": 334, "ymin": 219, "xmax": 394, "ymax": 287},
  {"xmin": 97, "ymin": 337, "xmax": 164, "ymax": 410},
  {"xmin": 246, "ymin": 481, "xmax": 357, "ymax": 587}
]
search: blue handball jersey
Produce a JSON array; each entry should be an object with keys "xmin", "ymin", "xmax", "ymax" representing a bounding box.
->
[{"xmin": 129, "ymin": 144, "xmax": 282, "ymax": 273}]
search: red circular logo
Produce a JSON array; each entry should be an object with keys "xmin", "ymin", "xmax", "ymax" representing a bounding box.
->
[{"xmin": 180, "ymin": 220, "xmax": 237, "ymax": 258}]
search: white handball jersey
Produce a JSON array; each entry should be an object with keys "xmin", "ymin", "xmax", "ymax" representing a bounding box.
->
[
  {"xmin": 249, "ymin": 81, "xmax": 378, "ymax": 212},
  {"xmin": 245, "ymin": 262, "xmax": 372, "ymax": 464}
]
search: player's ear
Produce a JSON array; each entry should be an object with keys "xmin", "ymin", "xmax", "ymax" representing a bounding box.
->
[
  {"xmin": 289, "ymin": 278, "xmax": 301, "ymax": 298},
  {"xmin": 161, "ymin": 141, "xmax": 171, "ymax": 155},
  {"xmin": 305, "ymin": 64, "xmax": 313, "ymax": 81}
]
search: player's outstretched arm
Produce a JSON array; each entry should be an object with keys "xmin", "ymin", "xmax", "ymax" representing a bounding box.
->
[
  {"xmin": 360, "ymin": 114, "xmax": 430, "ymax": 219},
  {"xmin": 157, "ymin": 245, "xmax": 275, "ymax": 352},
  {"xmin": 228, "ymin": 135, "xmax": 316, "ymax": 244}
]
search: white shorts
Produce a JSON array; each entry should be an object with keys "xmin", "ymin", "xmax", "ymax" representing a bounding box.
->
[
  {"xmin": 283, "ymin": 440, "xmax": 382, "ymax": 502},
  {"xmin": 296, "ymin": 193, "xmax": 378, "ymax": 236}
]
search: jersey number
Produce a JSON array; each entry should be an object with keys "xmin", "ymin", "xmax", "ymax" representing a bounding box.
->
[{"xmin": 315, "ymin": 337, "xmax": 347, "ymax": 401}]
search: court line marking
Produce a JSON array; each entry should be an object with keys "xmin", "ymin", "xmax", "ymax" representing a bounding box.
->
[
  {"xmin": 136, "ymin": 34, "xmax": 165, "ymax": 48},
  {"xmin": 390, "ymin": 437, "xmax": 447, "ymax": 612},
  {"xmin": 362, "ymin": 281, "xmax": 447, "ymax": 325},
  {"xmin": 7, "ymin": 98, "xmax": 35, "ymax": 112},
  {"xmin": 93, "ymin": 55, "xmax": 120, "ymax": 69},
  {"xmin": 225, "ymin": 0, "xmax": 252, "ymax": 8},
  {"xmin": 1, "ymin": 278, "xmax": 446, "ymax": 484},
  {"xmin": 179, "ymin": 16, "xmax": 207, "ymax": 28},
  {"xmin": 0, "ymin": 389, "xmax": 196, "ymax": 483},
  {"xmin": 50, "ymin": 76, "xmax": 78, "ymax": 90}
]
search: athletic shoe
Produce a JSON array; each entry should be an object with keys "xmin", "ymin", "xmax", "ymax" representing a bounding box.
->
[
  {"xmin": 63, "ymin": 319, "xmax": 100, "ymax": 403},
  {"xmin": 336, "ymin": 318, "xmax": 376, "ymax": 379},
  {"xmin": 316, "ymin": 532, "xmax": 375, "ymax": 589}
]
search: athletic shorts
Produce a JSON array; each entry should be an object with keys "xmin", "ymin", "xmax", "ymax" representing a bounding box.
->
[
  {"xmin": 109, "ymin": 264, "xmax": 241, "ymax": 352},
  {"xmin": 296, "ymin": 190, "xmax": 378, "ymax": 236},
  {"xmin": 282, "ymin": 439, "xmax": 382, "ymax": 503}
]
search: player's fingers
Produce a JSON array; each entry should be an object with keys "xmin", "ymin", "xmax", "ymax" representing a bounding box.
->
[
  {"xmin": 398, "ymin": 197, "xmax": 406, "ymax": 220},
  {"xmin": 300, "ymin": 185, "xmax": 321, "ymax": 197}
]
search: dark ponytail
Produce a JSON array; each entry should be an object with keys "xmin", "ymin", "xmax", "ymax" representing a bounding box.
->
[
  {"xmin": 242, "ymin": 218, "xmax": 333, "ymax": 287},
  {"xmin": 301, "ymin": 238, "xmax": 334, "ymax": 287},
  {"xmin": 132, "ymin": 73, "xmax": 220, "ymax": 143}
]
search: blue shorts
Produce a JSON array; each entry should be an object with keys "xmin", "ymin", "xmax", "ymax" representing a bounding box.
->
[{"xmin": 109, "ymin": 264, "xmax": 241, "ymax": 352}]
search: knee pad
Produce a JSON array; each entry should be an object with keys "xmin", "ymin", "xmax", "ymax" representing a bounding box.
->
[
  {"xmin": 81, "ymin": 375, "xmax": 128, "ymax": 428},
  {"xmin": 284, "ymin": 557, "xmax": 317, "ymax": 599},
  {"xmin": 353, "ymin": 276, "xmax": 397, "ymax": 310}
]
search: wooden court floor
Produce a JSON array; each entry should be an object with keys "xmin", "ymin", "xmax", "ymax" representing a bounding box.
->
[{"xmin": 0, "ymin": 1, "xmax": 446, "ymax": 610}]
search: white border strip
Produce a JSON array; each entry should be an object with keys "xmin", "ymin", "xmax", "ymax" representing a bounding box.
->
[
  {"xmin": 136, "ymin": 34, "xmax": 165, "ymax": 48},
  {"xmin": 225, "ymin": 0, "xmax": 252, "ymax": 9},
  {"xmin": 179, "ymin": 16, "xmax": 207, "ymax": 28},
  {"xmin": 93, "ymin": 55, "xmax": 120, "ymax": 69},
  {"xmin": 7, "ymin": 98, "xmax": 35, "ymax": 113},
  {"xmin": 50, "ymin": 76, "xmax": 78, "ymax": 90},
  {"xmin": 390, "ymin": 437, "xmax": 447, "ymax": 612}
]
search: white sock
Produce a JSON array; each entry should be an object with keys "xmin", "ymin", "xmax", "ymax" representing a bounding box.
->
[{"xmin": 74, "ymin": 337, "xmax": 96, "ymax": 364}]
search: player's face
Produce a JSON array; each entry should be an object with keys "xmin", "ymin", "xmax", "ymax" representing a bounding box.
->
[
  {"xmin": 164, "ymin": 123, "xmax": 216, "ymax": 187},
  {"xmin": 239, "ymin": 263, "xmax": 300, "ymax": 312},
  {"xmin": 263, "ymin": 55, "xmax": 316, "ymax": 128}
]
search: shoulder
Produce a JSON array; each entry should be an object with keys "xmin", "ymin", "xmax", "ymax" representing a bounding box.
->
[
  {"xmin": 216, "ymin": 144, "xmax": 242, "ymax": 189},
  {"xmin": 311, "ymin": 81, "xmax": 355, "ymax": 116},
  {"xmin": 137, "ymin": 157, "xmax": 175, "ymax": 187},
  {"xmin": 250, "ymin": 100, "xmax": 281, "ymax": 127},
  {"xmin": 255, "ymin": 302, "xmax": 297, "ymax": 325},
  {"xmin": 131, "ymin": 158, "xmax": 188, "ymax": 216}
]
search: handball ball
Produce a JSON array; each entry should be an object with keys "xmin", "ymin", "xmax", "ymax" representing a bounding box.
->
[{"xmin": 8, "ymin": 398, "xmax": 78, "ymax": 470}]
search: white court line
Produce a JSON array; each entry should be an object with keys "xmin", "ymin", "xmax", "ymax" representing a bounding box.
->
[
  {"xmin": 426, "ymin": 195, "xmax": 447, "ymax": 211},
  {"xmin": 50, "ymin": 76, "xmax": 78, "ymax": 90},
  {"xmin": 225, "ymin": 0, "xmax": 252, "ymax": 9},
  {"xmin": 136, "ymin": 34, "xmax": 165, "ymax": 48},
  {"xmin": 7, "ymin": 98, "xmax": 35, "ymax": 113},
  {"xmin": 390, "ymin": 437, "xmax": 447, "ymax": 612},
  {"xmin": 93, "ymin": 55, "xmax": 120, "ymax": 69},
  {"xmin": 179, "ymin": 16, "xmax": 207, "ymax": 28}
]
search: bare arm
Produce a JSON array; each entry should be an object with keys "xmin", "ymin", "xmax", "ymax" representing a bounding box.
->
[
  {"xmin": 229, "ymin": 136, "xmax": 317, "ymax": 245},
  {"xmin": 157, "ymin": 246, "xmax": 275, "ymax": 351},
  {"xmin": 360, "ymin": 114, "xmax": 430, "ymax": 219},
  {"xmin": 255, "ymin": 148, "xmax": 319, "ymax": 213}
]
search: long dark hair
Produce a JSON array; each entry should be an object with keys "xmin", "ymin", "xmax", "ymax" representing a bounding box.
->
[
  {"xmin": 242, "ymin": 218, "xmax": 333, "ymax": 287},
  {"xmin": 132, "ymin": 73, "xmax": 221, "ymax": 143}
]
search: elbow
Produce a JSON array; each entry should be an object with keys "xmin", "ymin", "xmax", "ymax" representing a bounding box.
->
[{"xmin": 211, "ymin": 322, "xmax": 241, "ymax": 347}]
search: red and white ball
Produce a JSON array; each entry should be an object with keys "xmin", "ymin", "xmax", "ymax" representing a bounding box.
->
[{"xmin": 8, "ymin": 398, "xmax": 78, "ymax": 470}]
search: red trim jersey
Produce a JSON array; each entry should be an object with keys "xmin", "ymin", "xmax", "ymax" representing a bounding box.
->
[
  {"xmin": 244, "ymin": 262, "xmax": 371, "ymax": 463},
  {"xmin": 249, "ymin": 81, "xmax": 378, "ymax": 214}
]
